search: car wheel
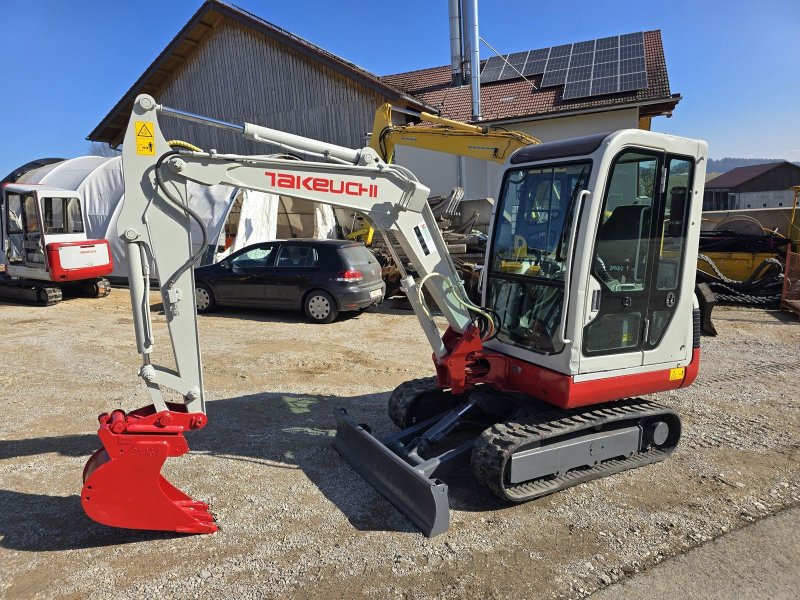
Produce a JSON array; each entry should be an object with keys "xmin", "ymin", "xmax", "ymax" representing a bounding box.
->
[
  {"xmin": 195, "ymin": 282, "xmax": 216, "ymax": 314},
  {"xmin": 304, "ymin": 290, "xmax": 338, "ymax": 323}
]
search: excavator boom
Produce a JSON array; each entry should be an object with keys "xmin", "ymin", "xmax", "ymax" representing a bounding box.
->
[
  {"xmin": 81, "ymin": 95, "xmax": 490, "ymax": 533},
  {"xmin": 369, "ymin": 103, "xmax": 540, "ymax": 164},
  {"xmin": 346, "ymin": 104, "xmax": 540, "ymax": 245}
]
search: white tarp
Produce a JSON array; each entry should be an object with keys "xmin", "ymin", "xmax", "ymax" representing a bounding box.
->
[
  {"xmin": 9, "ymin": 155, "xmax": 337, "ymax": 278},
  {"xmin": 230, "ymin": 189, "xmax": 279, "ymax": 254},
  {"xmin": 14, "ymin": 156, "xmax": 240, "ymax": 278},
  {"xmin": 313, "ymin": 202, "xmax": 337, "ymax": 239}
]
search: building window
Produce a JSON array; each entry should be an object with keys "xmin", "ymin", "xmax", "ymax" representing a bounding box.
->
[
  {"xmin": 763, "ymin": 203, "xmax": 767, "ymax": 207},
  {"xmin": 779, "ymin": 203, "xmax": 783, "ymax": 207}
]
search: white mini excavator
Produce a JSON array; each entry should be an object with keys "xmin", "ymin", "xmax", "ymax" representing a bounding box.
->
[
  {"xmin": 81, "ymin": 94, "xmax": 706, "ymax": 536},
  {"xmin": 1, "ymin": 183, "xmax": 112, "ymax": 305}
]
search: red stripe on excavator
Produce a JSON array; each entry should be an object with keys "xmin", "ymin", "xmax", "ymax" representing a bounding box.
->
[
  {"xmin": 502, "ymin": 348, "xmax": 701, "ymax": 409},
  {"xmin": 435, "ymin": 326, "xmax": 701, "ymax": 410}
]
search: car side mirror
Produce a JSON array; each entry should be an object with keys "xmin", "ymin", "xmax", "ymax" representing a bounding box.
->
[{"xmin": 220, "ymin": 260, "xmax": 231, "ymax": 270}]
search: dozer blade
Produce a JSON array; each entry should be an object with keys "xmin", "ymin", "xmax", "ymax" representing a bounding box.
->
[
  {"xmin": 333, "ymin": 409, "xmax": 450, "ymax": 537},
  {"xmin": 81, "ymin": 407, "xmax": 217, "ymax": 534}
]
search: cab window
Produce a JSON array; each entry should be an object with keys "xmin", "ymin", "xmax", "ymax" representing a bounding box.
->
[
  {"xmin": 43, "ymin": 197, "xmax": 84, "ymax": 234},
  {"xmin": 487, "ymin": 161, "xmax": 591, "ymax": 354},
  {"xmin": 24, "ymin": 195, "xmax": 40, "ymax": 234},
  {"xmin": 6, "ymin": 193, "xmax": 23, "ymax": 234}
]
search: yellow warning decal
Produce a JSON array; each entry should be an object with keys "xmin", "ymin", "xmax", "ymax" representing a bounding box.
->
[
  {"xmin": 135, "ymin": 121, "xmax": 155, "ymax": 156},
  {"xmin": 669, "ymin": 367, "xmax": 685, "ymax": 381}
]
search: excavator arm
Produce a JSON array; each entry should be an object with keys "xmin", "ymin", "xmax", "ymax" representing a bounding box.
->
[
  {"xmin": 369, "ymin": 103, "xmax": 540, "ymax": 164},
  {"xmin": 81, "ymin": 94, "xmax": 493, "ymax": 534}
]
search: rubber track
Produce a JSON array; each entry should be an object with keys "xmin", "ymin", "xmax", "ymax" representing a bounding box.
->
[
  {"xmin": 388, "ymin": 377, "xmax": 439, "ymax": 428},
  {"xmin": 94, "ymin": 277, "xmax": 112, "ymax": 298},
  {"xmin": 0, "ymin": 281, "xmax": 62, "ymax": 306},
  {"xmin": 471, "ymin": 397, "xmax": 679, "ymax": 502},
  {"xmin": 38, "ymin": 285, "xmax": 62, "ymax": 306}
]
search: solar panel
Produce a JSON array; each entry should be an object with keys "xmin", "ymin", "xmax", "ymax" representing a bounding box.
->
[
  {"xmin": 501, "ymin": 51, "xmax": 528, "ymax": 79},
  {"xmin": 480, "ymin": 31, "xmax": 648, "ymax": 99},
  {"xmin": 480, "ymin": 55, "xmax": 505, "ymax": 83},
  {"xmin": 522, "ymin": 57, "xmax": 548, "ymax": 76},
  {"xmin": 541, "ymin": 69, "xmax": 568, "ymax": 87}
]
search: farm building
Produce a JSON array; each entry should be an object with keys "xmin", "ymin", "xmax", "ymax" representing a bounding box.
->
[
  {"xmin": 703, "ymin": 161, "xmax": 800, "ymax": 210},
  {"xmin": 86, "ymin": 0, "xmax": 683, "ymax": 240}
]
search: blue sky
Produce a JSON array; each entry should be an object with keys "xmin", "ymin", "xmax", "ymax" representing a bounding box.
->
[{"xmin": 1, "ymin": 0, "xmax": 798, "ymax": 178}]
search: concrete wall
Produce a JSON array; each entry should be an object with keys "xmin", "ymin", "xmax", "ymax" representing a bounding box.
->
[
  {"xmin": 393, "ymin": 108, "xmax": 639, "ymax": 201},
  {"xmin": 701, "ymin": 207, "xmax": 794, "ymax": 235}
]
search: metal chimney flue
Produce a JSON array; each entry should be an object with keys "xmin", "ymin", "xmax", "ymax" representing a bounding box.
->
[
  {"xmin": 465, "ymin": 0, "xmax": 481, "ymax": 120},
  {"xmin": 448, "ymin": 0, "xmax": 464, "ymax": 86}
]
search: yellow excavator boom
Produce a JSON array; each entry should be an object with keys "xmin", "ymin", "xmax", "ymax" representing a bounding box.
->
[
  {"xmin": 369, "ymin": 103, "xmax": 540, "ymax": 164},
  {"xmin": 347, "ymin": 104, "xmax": 540, "ymax": 244}
]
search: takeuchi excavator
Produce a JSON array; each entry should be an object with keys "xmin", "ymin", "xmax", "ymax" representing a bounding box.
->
[
  {"xmin": 345, "ymin": 103, "xmax": 541, "ymax": 245},
  {"xmin": 81, "ymin": 94, "xmax": 707, "ymax": 537},
  {"xmin": 1, "ymin": 183, "xmax": 112, "ymax": 305}
]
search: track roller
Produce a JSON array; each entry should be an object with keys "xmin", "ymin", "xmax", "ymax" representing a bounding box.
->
[{"xmin": 471, "ymin": 398, "xmax": 681, "ymax": 502}]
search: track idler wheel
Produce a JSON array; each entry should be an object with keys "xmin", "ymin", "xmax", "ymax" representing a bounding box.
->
[{"xmin": 81, "ymin": 406, "xmax": 217, "ymax": 534}]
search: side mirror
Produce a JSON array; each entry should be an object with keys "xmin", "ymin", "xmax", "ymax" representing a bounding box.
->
[{"xmin": 220, "ymin": 260, "xmax": 231, "ymax": 270}]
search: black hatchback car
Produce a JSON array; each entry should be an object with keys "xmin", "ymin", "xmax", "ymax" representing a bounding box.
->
[{"xmin": 193, "ymin": 240, "xmax": 385, "ymax": 323}]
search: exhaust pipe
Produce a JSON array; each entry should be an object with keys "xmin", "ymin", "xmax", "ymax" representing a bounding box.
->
[
  {"xmin": 464, "ymin": 0, "xmax": 481, "ymax": 120},
  {"xmin": 448, "ymin": 0, "xmax": 464, "ymax": 86}
]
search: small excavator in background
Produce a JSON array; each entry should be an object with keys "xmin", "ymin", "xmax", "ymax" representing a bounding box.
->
[
  {"xmin": 344, "ymin": 103, "xmax": 540, "ymax": 245},
  {"xmin": 81, "ymin": 94, "xmax": 707, "ymax": 537},
  {"xmin": 1, "ymin": 183, "xmax": 112, "ymax": 305}
]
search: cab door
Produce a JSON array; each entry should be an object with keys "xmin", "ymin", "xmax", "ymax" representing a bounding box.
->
[
  {"xmin": 4, "ymin": 190, "xmax": 46, "ymax": 272},
  {"xmin": 3, "ymin": 190, "xmax": 27, "ymax": 266},
  {"xmin": 579, "ymin": 149, "xmax": 695, "ymax": 373}
]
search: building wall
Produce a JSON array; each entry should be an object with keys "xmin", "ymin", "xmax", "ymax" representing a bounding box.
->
[
  {"xmin": 733, "ymin": 190, "xmax": 795, "ymax": 209},
  {"xmin": 703, "ymin": 163, "xmax": 800, "ymax": 210},
  {"xmin": 155, "ymin": 17, "xmax": 388, "ymax": 156},
  {"xmin": 394, "ymin": 108, "xmax": 640, "ymax": 200}
]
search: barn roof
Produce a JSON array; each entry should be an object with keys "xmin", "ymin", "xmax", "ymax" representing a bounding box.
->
[
  {"xmin": 88, "ymin": 0, "xmax": 430, "ymax": 145},
  {"xmin": 705, "ymin": 162, "xmax": 799, "ymax": 190},
  {"xmin": 381, "ymin": 30, "xmax": 680, "ymax": 125}
]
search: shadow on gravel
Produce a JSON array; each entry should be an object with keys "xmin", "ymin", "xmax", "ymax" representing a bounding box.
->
[
  {"xmin": 0, "ymin": 433, "xmax": 98, "ymax": 459},
  {"xmin": 0, "ymin": 390, "xmax": 504, "ymax": 550},
  {"xmin": 0, "ymin": 489, "xmax": 189, "ymax": 551},
  {"xmin": 150, "ymin": 303, "xmax": 368, "ymax": 324}
]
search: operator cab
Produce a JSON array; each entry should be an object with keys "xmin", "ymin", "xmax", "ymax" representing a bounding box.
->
[
  {"xmin": 2, "ymin": 183, "xmax": 112, "ymax": 282},
  {"xmin": 484, "ymin": 130, "xmax": 704, "ymax": 382}
]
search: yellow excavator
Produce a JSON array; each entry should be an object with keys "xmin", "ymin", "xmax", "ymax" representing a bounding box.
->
[{"xmin": 345, "ymin": 103, "xmax": 540, "ymax": 245}]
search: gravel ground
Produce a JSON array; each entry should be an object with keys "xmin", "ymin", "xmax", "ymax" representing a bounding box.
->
[{"xmin": 0, "ymin": 292, "xmax": 798, "ymax": 599}]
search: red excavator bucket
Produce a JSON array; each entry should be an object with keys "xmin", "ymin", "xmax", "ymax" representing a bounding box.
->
[{"xmin": 81, "ymin": 406, "xmax": 217, "ymax": 534}]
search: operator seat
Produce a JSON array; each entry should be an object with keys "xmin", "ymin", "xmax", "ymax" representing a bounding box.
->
[{"xmin": 595, "ymin": 204, "xmax": 651, "ymax": 281}]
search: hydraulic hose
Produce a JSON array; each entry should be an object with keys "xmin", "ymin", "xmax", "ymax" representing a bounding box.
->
[{"xmin": 154, "ymin": 150, "xmax": 209, "ymax": 288}]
